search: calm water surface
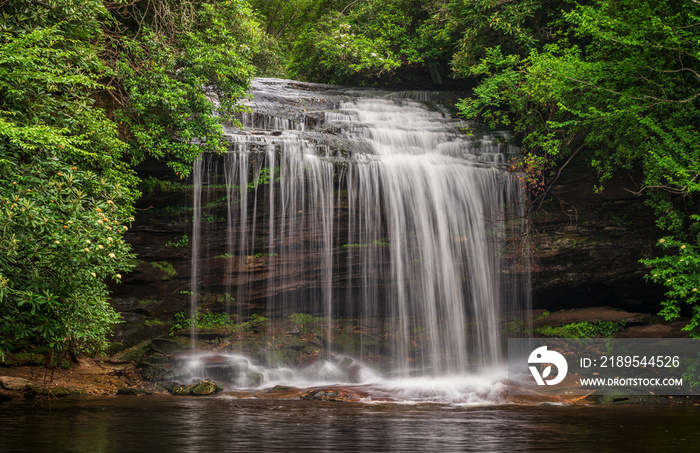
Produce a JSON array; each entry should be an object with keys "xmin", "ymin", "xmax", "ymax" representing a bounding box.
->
[{"xmin": 1, "ymin": 396, "xmax": 698, "ymax": 452}]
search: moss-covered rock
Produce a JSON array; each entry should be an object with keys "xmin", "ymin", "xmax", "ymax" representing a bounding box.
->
[
  {"xmin": 150, "ymin": 261, "xmax": 178, "ymax": 280},
  {"xmin": 150, "ymin": 338, "xmax": 186, "ymax": 354},
  {"xmin": 24, "ymin": 384, "xmax": 70, "ymax": 397},
  {"xmin": 142, "ymin": 353, "xmax": 171, "ymax": 365},
  {"xmin": 300, "ymin": 388, "xmax": 360, "ymax": 402},
  {"xmin": 111, "ymin": 340, "xmax": 152, "ymax": 363},
  {"xmin": 137, "ymin": 362, "xmax": 170, "ymax": 381},
  {"xmin": 169, "ymin": 380, "xmax": 223, "ymax": 396},
  {"xmin": 191, "ymin": 380, "xmax": 223, "ymax": 395},
  {"xmin": 1, "ymin": 352, "xmax": 44, "ymax": 367}
]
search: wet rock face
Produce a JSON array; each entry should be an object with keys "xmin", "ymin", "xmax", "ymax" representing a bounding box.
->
[
  {"xmin": 111, "ymin": 165, "xmax": 668, "ymax": 348},
  {"xmin": 530, "ymin": 166, "xmax": 666, "ymax": 313}
]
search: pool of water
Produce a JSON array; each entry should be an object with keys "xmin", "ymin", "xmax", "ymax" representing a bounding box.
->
[{"xmin": 1, "ymin": 397, "xmax": 699, "ymax": 452}]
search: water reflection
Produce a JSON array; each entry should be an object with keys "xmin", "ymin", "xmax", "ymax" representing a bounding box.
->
[{"xmin": 0, "ymin": 397, "xmax": 698, "ymax": 452}]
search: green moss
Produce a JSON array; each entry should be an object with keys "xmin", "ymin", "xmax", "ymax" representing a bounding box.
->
[
  {"xmin": 171, "ymin": 380, "xmax": 223, "ymax": 396},
  {"xmin": 341, "ymin": 240, "xmax": 391, "ymax": 248},
  {"xmin": 139, "ymin": 299, "xmax": 158, "ymax": 306},
  {"xmin": 150, "ymin": 261, "xmax": 177, "ymax": 280},
  {"xmin": 110, "ymin": 340, "xmax": 151, "ymax": 363},
  {"xmin": 144, "ymin": 318, "xmax": 166, "ymax": 327},
  {"xmin": 214, "ymin": 253, "xmax": 236, "ymax": 259},
  {"xmin": 288, "ymin": 313, "xmax": 326, "ymax": 325},
  {"xmin": 25, "ymin": 384, "xmax": 70, "ymax": 397},
  {"xmin": 334, "ymin": 333, "xmax": 362, "ymax": 355},
  {"xmin": 252, "ymin": 252, "xmax": 278, "ymax": 258},
  {"xmin": 535, "ymin": 321, "xmax": 628, "ymax": 338}
]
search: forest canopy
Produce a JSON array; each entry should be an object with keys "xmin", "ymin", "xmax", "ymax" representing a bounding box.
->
[{"xmin": 0, "ymin": 0, "xmax": 698, "ymax": 361}]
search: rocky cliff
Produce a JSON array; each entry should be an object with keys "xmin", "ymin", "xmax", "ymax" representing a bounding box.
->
[{"xmin": 108, "ymin": 162, "xmax": 668, "ymax": 348}]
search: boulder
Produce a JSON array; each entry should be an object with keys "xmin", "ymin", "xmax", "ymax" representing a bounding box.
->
[
  {"xmin": 24, "ymin": 384, "xmax": 71, "ymax": 397},
  {"xmin": 150, "ymin": 338, "xmax": 186, "ymax": 354},
  {"xmin": 0, "ymin": 376, "xmax": 31, "ymax": 392},
  {"xmin": 169, "ymin": 379, "xmax": 223, "ymax": 396},
  {"xmin": 110, "ymin": 340, "xmax": 152, "ymax": 363}
]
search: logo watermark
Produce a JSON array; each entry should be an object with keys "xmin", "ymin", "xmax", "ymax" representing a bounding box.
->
[
  {"xmin": 509, "ymin": 338, "xmax": 700, "ymax": 395},
  {"xmin": 528, "ymin": 346, "xmax": 568, "ymax": 385}
]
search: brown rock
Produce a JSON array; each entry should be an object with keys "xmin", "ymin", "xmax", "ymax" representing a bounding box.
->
[
  {"xmin": 533, "ymin": 307, "xmax": 650, "ymax": 327},
  {"xmin": 0, "ymin": 376, "xmax": 31, "ymax": 391}
]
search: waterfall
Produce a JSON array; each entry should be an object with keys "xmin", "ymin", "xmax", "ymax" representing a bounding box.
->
[{"xmin": 186, "ymin": 79, "xmax": 529, "ymax": 391}]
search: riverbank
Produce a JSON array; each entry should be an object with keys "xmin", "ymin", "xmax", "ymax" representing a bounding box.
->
[{"xmin": 0, "ymin": 358, "xmax": 147, "ymax": 399}]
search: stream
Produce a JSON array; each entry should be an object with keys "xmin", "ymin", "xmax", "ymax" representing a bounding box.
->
[{"xmin": 1, "ymin": 397, "xmax": 699, "ymax": 452}]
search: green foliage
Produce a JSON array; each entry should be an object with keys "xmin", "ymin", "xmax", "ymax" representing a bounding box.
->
[
  {"xmin": 165, "ymin": 235, "xmax": 189, "ymax": 248},
  {"xmin": 534, "ymin": 311, "xmax": 551, "ymax": 321},
  {"xmin": 250, "ymin": 0, "xmax": 329, "ymax": 40},
  {"xmin": 140, "ymin": 176, "xmax": 189, "ymax": 194},
  {"xmin": 247, "ymin": 0, "xmax": 331, "ymax": 76},
  {"xmin": 455, "ymin": 0, "xmax": 700, "ymax": 333},
  {"xmin": 682, "ymin": 352, "xmax": 700, "ymax": 389},
  {"xmin": 643, "ymin": 238, "xmax": 700, "ymax": 334},
  {"xmin": 0, "ymin": 0, "xmax": 262, "ymax": 359},
  {"xmin": 288, "ymin": 312, "xmax": 326, "ymax": 325},
  {"xmin": 290, "ymin": 16, "xmax": 401, "ymax": 84},
  {"xmin": 0, "ymin": 2, "xmax": 136, "ymax": 357},
  {"xmin": 502, "ymin": 318, "xmax": 526, "ymax": 336},
  {"xmin": 169, "ymin": 310, "xmax": 267, "ymax": 335},
  {"xmin": 247, "ymin": 166, "xmax": 280, "ymax": 190},
  {"xmin": 449, "ymin": 0, "xmax": 566, "ymax": 75},
  {"xmin": 288, "ymin": 0, "xmax": 451, "ymax": 86},
  {"xmin": 169, "ymin": 310, "xmax": 237, "ymax": 334},
  {"xmin": 535, "ymin": 321, "xmax": 628, "ymax": 338},
  {"xmin": 108, "ymin": 0, "xmax": 262, "ymax": 176},
  {"xmin": 215, "ymin": 253, "xmax": 236, "ymax": 259},
  {"xmin": 252, "ymin": 252, "xmax": 278, "ymax": 258}
]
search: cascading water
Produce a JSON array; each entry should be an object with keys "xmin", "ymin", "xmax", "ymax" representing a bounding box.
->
[{"xmin": 184, "ymin": 79, "xmax": 529, "ymax": 402}]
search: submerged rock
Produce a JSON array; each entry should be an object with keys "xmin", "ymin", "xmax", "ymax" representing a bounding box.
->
[
  {"xmin": 300, "ymin": 388, "xmax": 361, "ymax": 402},
  {"xmin": 169, "ymin": 379, "xmax": 223, "ymax": 396},
  {"xmin": 116, "ymin": 387, "xmax": 152, "ymax": 396}
]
